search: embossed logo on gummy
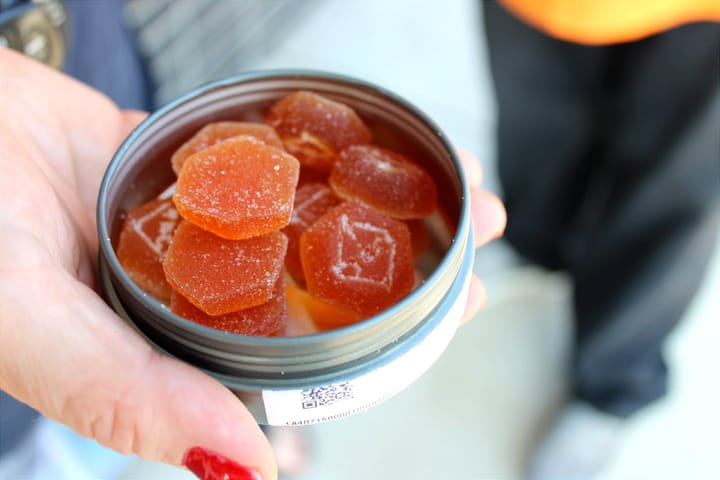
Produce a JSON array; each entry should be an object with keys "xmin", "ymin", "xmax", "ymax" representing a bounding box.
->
[
  {"xmin": 131, "ymin": 201, "xmax": 179, "ymax": 257},
  {"xmin": 290, "ymin": 188, "xmax": 335, "ymax": 227},
  {"xmin": 332, "ymin": 213, "xmax": 396, "ymax": 292}
]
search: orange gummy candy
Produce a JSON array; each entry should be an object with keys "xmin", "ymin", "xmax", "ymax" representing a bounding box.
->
[
  {"xmin": 329, "ymin": 144, "xmax": 438, "ymax": 219},
  {"xmin": 163, "ymin": 221, "xmax": 288, "ymax": 315},
  {"xmin": 171, "ymin": 121, "xmax": 284, "ymax": 175},
  {"xmin": 170, "ymin": 275, "xmax": 286, "ymax": 336},
  {"xmin": 282, "ymin": 183, "xmax": 341, "ymax": 285},
  {"xmin": 300, "ymin": 201, "xmax": 415, "ymax": 317},
  {"xmin": 265, "ymin": 91, "xmax": 372, "ymax": 171},
  {"xmin": 286, "ymin": 284, "xmax": 362, "ymax": 332},
  {"xmin": 117, "ymin": 196, "xmax": 180, "ymax": 301},
  {"xmin": 173, "ymin": 135, "xmax": 299, "ymax": 240}
]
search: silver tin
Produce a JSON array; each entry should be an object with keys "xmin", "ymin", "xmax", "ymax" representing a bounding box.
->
[{"xmin": 97, "ymin": 71, "xmax": 474, "ymax": 426}]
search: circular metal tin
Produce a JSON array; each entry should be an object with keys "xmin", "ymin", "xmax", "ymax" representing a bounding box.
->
[{"xmin": 97, "ymin": 71, "xmax": 473, "ymax": 425}]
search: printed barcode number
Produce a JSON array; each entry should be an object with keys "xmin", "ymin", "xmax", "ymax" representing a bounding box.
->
[{"xmin": 301, "ymin": 382, "xmax": 354, "ymax": 409}]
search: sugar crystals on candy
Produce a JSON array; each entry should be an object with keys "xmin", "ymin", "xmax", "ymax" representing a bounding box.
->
[
  {"xmin": 117, "ymin": 197, "xmax": 180, "ymax": 301},
  {"xmin": 300, "ymin": 201, "xmax": 414, "ymax": 317},
  {"xmin": 282, "ymin": 183, "xmax": 341, "ymax": 285},
  {"xmin": 118, "ymin": 90, "xmax": 442, "ymax": 335},
  {"xmin": 170, "ymin": 275, "xmax": 287, "ymax": 336},
  {"xmin": 163, "ymin": 221, "xmax": 288, "ymax": 315},
  {"xmin": 266, "ymin": 91, "xmax": 372, "ymax": 171},
  {"xmin": 330, "ymin": 144, "xmax": 438, "ymax": 219},
  {"xmin": 170, "ymin": 121, "xmax": 284, "ymax": 175},
  {"xmin": 173, "ymin": 135, "xmax": 299, "ymax": 240}
]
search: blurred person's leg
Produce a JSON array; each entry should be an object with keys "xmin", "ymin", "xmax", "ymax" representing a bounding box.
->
[
  {"xmin": 482, "ymin": 3, "xmax": 613, "ymax": 271},
  {"xmin": 484, "ymin": 0, "xmax": 720, "ymax": 418},
  {"xmin": 568, "ymin": 22, "xmax": 720, "ymax": 417},
  {"xmin": 483, "ymin": 2, "xmax": 720, "ymax": 477}
]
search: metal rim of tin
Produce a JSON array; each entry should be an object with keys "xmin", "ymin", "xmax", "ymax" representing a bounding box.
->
[{"xmin": 96, "ymin": 70, "xmax": 472, "ymax": 405}]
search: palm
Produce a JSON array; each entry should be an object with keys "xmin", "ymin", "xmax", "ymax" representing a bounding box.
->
[
  {"xmin": 0, "ymin": 47, "xmax": 149, "ymax": 423},
  {"xmin": 1, "ymin": 71, "xmax": 139, "ymax": 289},
  {"xmin": 0, "ymin": 49, "xmax": 275, "ymax": 476}
]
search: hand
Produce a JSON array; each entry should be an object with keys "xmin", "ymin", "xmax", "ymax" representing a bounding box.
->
[
  {"xmin": 0, "ymin": 49, "xmax": 275, "ymax": 479},
  {"xmin": 457, "ymin": 148, "xmax": 507, "ymax": 323},
  {"xmin": 0, "ymin": 48, "xmax": 505, "ymax": 480}
]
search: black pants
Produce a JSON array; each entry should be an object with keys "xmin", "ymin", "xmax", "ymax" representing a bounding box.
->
[{"xmin": 483, "ymin": 3, "xmax": 720, "ymax": 417}]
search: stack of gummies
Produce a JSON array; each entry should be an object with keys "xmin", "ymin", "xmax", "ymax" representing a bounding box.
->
[{"xmin": 117, "ymin": 91, "xmax": 439, "ymax": 336}]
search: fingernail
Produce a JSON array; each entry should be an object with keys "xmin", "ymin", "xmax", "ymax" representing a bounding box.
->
[{"xmin": 183, "ymin": 447, "xmax": 262, "ymax": 480}]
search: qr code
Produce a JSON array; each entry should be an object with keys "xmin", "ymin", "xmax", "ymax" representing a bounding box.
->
[{"xmin": 301, "ymin": 382, "xmax": 354, "ymax": 409}]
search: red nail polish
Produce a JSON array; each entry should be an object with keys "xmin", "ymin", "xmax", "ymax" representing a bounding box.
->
[{"xmin": 182, "ymin": 447, "xmax": 261, "ymax": 480}]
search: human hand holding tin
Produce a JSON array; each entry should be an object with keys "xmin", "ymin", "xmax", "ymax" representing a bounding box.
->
[{"xmin": 0, "ymin": 48, "xmax": 505, "ymax": 480}]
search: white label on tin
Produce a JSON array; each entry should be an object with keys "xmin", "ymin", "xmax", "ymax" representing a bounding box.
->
[{"xmin": 261, "ymin": 268, "xmax": 471, "ymax": 426}]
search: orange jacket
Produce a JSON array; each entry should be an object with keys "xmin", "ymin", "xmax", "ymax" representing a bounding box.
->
[{"xmin": 499, "ymin": 0, "xmax": 720, "ymax": 45}]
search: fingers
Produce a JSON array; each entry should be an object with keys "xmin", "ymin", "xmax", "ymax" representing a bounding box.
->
[
  {"xmin": 470, "ymin": 187, "xmax": 507, "ymax": 248},
  {"xmin": 452, "ymin": 147, "xmax": 506, "ymax": 325},
  {"xmin": 126, "ymin": 350, "xmax": 278, "ymax": 480},
  {"xmin": 456, "ymin": 147, "xmax": 483, "ymax": 188},
  {"xmin": 0, "ymin": 268, "xmax": 278, "ymax": 479},
  {"xmin": 454, "ymin": 147, "xmax": 506, "ymax": 247}
]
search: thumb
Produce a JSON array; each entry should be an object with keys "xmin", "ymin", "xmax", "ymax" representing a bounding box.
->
[{"xmin": 0, "ymin": 267, "xmax": 277, "ymax": 480}]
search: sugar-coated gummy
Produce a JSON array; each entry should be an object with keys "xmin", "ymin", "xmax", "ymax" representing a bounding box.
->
[
  {"xmin": 282, "ymin": 183, "xmax": 341, "ymax": 285},
  {"xmin": 173, "ymin": 135, "xmax": 299, "ymax": 240},
  {"xmin": 266, "ymin": 91, "xmax": 372, "ymax": 171},
  {"xmin": 171, "ymin": 121, "xmax": 284, "ymax": 175},
  {"xmin": 300, "ymin": 201, "xmax": 415, "ymax": 316},
  {"xmin": 117, "ymin": 196, "xmax": 180, "ymax": 301},
  {"xmin": 330, "ymin": 144, "xmax": 438, "ymax": 219},
  {"xmin": 170, "ymin": 275, "xmax": 287, "ymax": 336},
  {"xmin": 163, "ymin": 221, "xmax": 288, "ymax": 315}
]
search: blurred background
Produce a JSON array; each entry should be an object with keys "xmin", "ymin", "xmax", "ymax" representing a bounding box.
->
[
  {"xmin": 120, "ymin": 1, "xmax": 720, "ymax": 478},
  {"xmin": 2, "ymin": 0, "xmax": 718, "ymax": 479}
]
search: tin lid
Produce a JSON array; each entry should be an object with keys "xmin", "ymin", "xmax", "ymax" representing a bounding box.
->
[{"xmin": 97, "ymin": 71, "xmax": 471, "ymax": 384}]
